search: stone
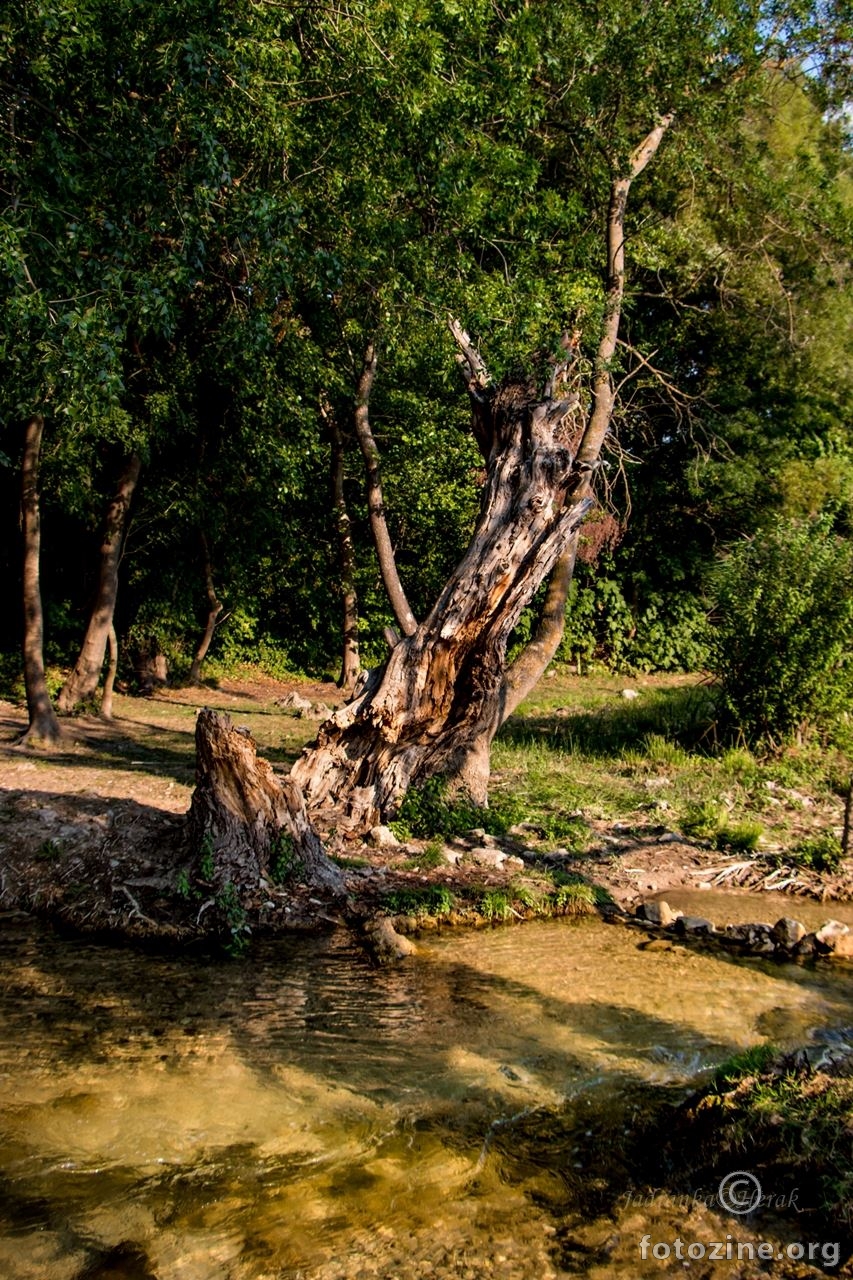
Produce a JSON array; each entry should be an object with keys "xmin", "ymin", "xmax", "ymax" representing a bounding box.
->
[
  {"xmin": 621, "ymin": 688, "xmax": 640, "ymax": 700},
  {"xmin": 470, "ymin": 847, "xmax": 507, "ymax": 869},
  {"xmin": 794, "ymin": 932, "xmax": 818, "ymax": 958},
  {"xmin": 504, "ymin": 855, "xmax": 525, "ymax": 869},
  {"xmin": 816, "ymin": 920, "xmax": 852, "ymax": 953},
  {"xmin": 771, "ymin": 917, "xmax": 807, "ymax": 950},
  {"xmin": 365, "ymin": 918, "xmax": 417, "ymax": 962},
  {"xmin": 639, "ymin": 900, "xmax": 682, "ymax": 928},
  {"xmin": 277, "ymin": 691, "xmax": 313, "ymax": 712},
  {"xmin": 675, "ymin": 915, "xmax": 715, "ymax": 936},
  {"xmin": 441, "ymin": 847, "xmax": 462, "ymax": 866},
  {"xmin": 368, "ymin": 824, "xmax": 400, "ymax": 850}
]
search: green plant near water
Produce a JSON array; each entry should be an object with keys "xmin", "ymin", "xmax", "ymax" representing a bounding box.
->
[
  {"xmin": 216, "ymin": 880, "xmax": 252, "ymax": 957},
  {"xmin": 198, "ymin": 833, "xmax": 215, "ymax": 882},
  {"xmin": 269, "ymin": 831, "xmax": 302, "ymax": 884},
  {"xmin": 790, "ymin": 832, "xmax": 844, "ymax": 873},
  {"xmin": 479, "ymin": 890, "xmax": 513, "ymax": 922},
  {"xmin": 384, "ymin": 885, "xmax": 455, "ymax": 918}
]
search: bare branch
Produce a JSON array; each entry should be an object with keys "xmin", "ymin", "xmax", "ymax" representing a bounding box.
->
[{"xmin": 448, "ymin": 316, "xmax": 491, "ymax": 401}]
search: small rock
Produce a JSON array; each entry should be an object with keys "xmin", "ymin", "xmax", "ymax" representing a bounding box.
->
[
  {"xmin": 442, "ymin": 848, "xmax": 462, "ymax": 866},
  {"xmin": 639, "ymin": 900, "xmax": 682, "ymax": 928},
  {"xmin": 675, "ymin": 915, "xmax": 715, "ymax": 936},
  {"xmin": 365, "ymin": 918, "xmax": 417, "ymax": 962},
  {"xmin": 277, "ymin": 691, "xmax": 313, "ymax": 712},
  {"xmin": 368, "ymin": 824, "xmax": 400, "ymax": 850},
  {"xmin": 466, "ymin": 827, "xmax": 487, "ymax": 842},
  {"xmin": 657, "ymin": 832, "xmax": 681, "ymax": 844},
  {"xmin": 816, "ymin": 920, "xmax": 851, "ymax": 953},
  {"xmin": 621, "ymin": 688, "xmax": 640, "ymax": 700},
  {"xmin": 504, "ymin": 855, "xmax": 525, "ymax": 869},
  {"xmin": 470, "ymin": 847, "xmax": 507, "ymax": 869},
  {"xmin": 771, "ymin": 917, "xmax": 807, "ymax": 950},
  {"xmin": 794, "ymin": 932, "xmax": 818, "ymax": 958}
]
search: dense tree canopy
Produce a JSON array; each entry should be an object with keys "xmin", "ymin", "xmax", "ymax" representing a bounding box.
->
[{"xmin": 1, "ymin": 0, "xmax": 851, "ymax": 693}]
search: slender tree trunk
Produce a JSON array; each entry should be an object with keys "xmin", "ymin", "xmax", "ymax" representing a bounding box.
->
[
  {"xmin": 57, "ymin": 452, "xmax": 142, "ymax": 713},
  {"xmin": 18, "ymin": 415, "xmax": 61, "ymax": 745},
  {"xmin": 100, "ymin": 624, "xmax": 119, "ymax": 720},
  {"xmin": 188, "ymin": 533, "xmax": 223, "ymax": 686},
  {"xmin": 323, "ymin": 400, "xmax": 360, "ymax": 693},
  {"xmin": 354, "ymin": 341, "xmax": 417, "ymax": 637}
]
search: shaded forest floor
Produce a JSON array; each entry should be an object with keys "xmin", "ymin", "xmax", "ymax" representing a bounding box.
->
[{"xmin": 1, "ymin": 668, "xmax": 852, "ymax": 949}]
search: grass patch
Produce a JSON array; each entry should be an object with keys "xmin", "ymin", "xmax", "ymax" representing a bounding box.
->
[
  {"xmin": 384, "ymin": 885, "xmax": 455, "ymax": 918},
  {"xmin": 790, "ymin": 832, "xmax": 844, "ymax": 874}
]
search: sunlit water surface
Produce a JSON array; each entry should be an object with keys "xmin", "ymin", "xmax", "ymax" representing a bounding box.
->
[{"xmin": 1, "ymin": 912, "xmax": 852, "ymax": 1279}]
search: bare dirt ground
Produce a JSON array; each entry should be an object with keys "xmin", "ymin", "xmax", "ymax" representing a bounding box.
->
[{"xmin": 1, "ymin": 672, "xmax": 851, "ymax": 950}]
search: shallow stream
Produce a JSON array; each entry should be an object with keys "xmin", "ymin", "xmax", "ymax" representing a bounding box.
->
[{"xmin": 2, "ymin": 912, "xmax": 852, "ymax": 1279}]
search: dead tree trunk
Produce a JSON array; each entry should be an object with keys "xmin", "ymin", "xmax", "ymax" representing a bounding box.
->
[
  {"xmin": 18, "ymin": 415, "xmax": 61, "ymax": 746},
  {"xmin": 354, "ymin": 341, "xmax": 418, "ymax": 637},
  {"xmin": 57, "ymin": 452, "xmax": 141, "ymax": 713},
  {"xmin": 188, "ymin": 534, "xmax": 223, "ymax": 686},
  {"xmin": 289, "ymin": 118, "xmax": 673, "ymax": 829},
  {"xmin": 291, "ymin": 375, "xmax": 592, "ymax": 829},
  {"xmin": 188, "ymin": 709, "xmax": 344, "ymax": 895},
  {"xmin": 323, "ymin": 399, "xmax": 360, "ymax": 694}
]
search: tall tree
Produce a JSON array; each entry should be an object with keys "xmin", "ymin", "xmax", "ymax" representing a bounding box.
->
[{"xmin": 18, "ymin": 416, "xmax": 61, "ymax": 745}]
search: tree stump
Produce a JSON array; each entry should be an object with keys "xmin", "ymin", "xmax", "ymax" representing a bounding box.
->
[{"xmin": 187, "ymin": 709, "xmax": 343, "ymax": 895}]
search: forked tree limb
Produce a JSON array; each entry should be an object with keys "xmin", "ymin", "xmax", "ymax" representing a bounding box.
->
[{"xmin": 354, "ymin": 340, "xmax": 418, "ymax": 636}]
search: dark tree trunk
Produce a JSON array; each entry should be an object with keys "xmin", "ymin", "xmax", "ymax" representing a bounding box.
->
[
  {"xmin": 354, "ymin": 341, "xmax": 417, "ymax": 637},
  {"xmin": 188, "ymin": 709, "xmax": 344, "ymax": 895},
  {"xmin": 18, "ymin": 415, "xmax": 61, "ymax": 745},
  {"xmin": 57, "ymin": 452, "xmax": 141, "ymax": 713},
  {"xmin": 291, "ymin": 379, "xmax": 592, "ymax": 829},
  {"xmin": 188, "ymin": 533, "xmax": 223, "ymax": 686},
  {"xmin": 100, "ymin": 624, "xmax": 118, "ymax": 720},
  {"xmin": 324, "ymin": 400, "xmax": 360, "ymax": 694}
]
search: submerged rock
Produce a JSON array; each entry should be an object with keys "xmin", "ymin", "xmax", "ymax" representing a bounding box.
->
[
  {"xmin": 638, "ymin": 899, "xmax": 682, "ymax": 928},
  {"xmin": 771, "ymin": 917, "xmax": 807, "ymax": 950}
]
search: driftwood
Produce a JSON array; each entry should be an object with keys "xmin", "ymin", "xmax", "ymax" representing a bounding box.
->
[{"xmin": 187, "ymin": 709, "xmax": 343, "ymax": 895}]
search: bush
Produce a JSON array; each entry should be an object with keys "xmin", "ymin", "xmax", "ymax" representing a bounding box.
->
[{"xmin": 708, "ymin": 516, "xmax": 853, "ymax": 744}]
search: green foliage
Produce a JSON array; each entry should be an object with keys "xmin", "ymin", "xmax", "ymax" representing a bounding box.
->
[
  {"xmin": 216, "ymin": 881, "xmax": 252, "ymax": 958},
  {"xmin": 479, "ymin": 891, "xmax": 513, "ymax": 922},
  {"xmin": 790, "ymin": 832, "xmax": 844, "ymax": 873},
  {"xmin": 390, "ymin": 777, "xmax": 526, "ymax": 841},
  {"xmin": 709, "ymin": 516, "xmax": 853, "ymax": 743},
  {"xmin": 198, "ymin": 835, "xmax": 215, "ymax": 883},
  {"xmin": 401, "ymin": 838, "xmax": 447, "ymax": 871},
  {"xmin": 680, "ymin": 802, "xmax": 762, "ymax": 851},
  {"xmin": 559, "ymin": 576, "xmax": 710, "ymax": 674},
  {"xmin": 268, "ymin": 832, "xmax": 302, "ymax": 885},
  {"xmin": 384, "ymin": 885, "xmax": 455, "ymax": 919},
  {"xmin": 35, "ymin": 839, "xmax": 63, "ymax": 862}
]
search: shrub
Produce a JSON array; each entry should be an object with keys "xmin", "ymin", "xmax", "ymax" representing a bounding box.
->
[{"xmin": 708, "ymin": 516, "xmax": 853, "ymax": 744}]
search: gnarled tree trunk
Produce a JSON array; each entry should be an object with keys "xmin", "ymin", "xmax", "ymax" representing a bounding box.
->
[
  {"xmin": 291, "ymin": 378, "xmax": 591, "ymax": 829},
  {"xmin": 18, "ymin": 414, "xmax": 61, "ymax": 746},
  {"xmin": 57, "ymin": 452, "xmax": 141, "ymax": 713},
  {"xmin": 188, "ymin": 709, "xmax": 344, "ymax": 895}
]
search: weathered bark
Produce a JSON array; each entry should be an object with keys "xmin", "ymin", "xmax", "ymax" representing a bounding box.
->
[
  {"xmin": 434, "ymin": 117, "xmax": 675, "ymax": 790},
  {"xmin": 354, "ymin": 341, "xmax": 418, "ymax": 637},
  {"xmin": 100, "ymin": 624, "xmax": 118, "ymax": 720},
  {"xmin": 292, "ymin": 378, "xmax": 592, "ymax": 829},
  {"xmin": 188, "ymin": 534, "xmax": 223, "ymax": 686},
  {"xmin": 57, "ymin": 452, "xmax": 142, "ymax": 713},
  {"xmin": 323, "ymin": 400, "xmax": 360, "ymax": 693},
  {"xmin": 18, "ymin": 415, "xmax": 61, "ymax": 745},
  {"xmin": 289, "ymin": 119, "xmax": 675, "ymax": 827},
  {"xmin": 188, "ymin": 709, "xmax": 344, "ymax": 895}
]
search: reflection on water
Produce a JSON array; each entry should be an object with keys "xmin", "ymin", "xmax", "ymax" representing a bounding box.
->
[{"xmin": 1, "ymin": 912, "xmax": 852, "ymax": 1278}]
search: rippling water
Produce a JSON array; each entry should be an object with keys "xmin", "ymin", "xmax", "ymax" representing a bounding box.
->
[{"xmin": 1, "ymin": 911, "xmax": 851, "ymax": 1278}]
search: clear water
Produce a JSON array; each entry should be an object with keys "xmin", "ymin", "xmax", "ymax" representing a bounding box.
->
[{"xmin": 1, "ymin": 911, "xmax": 851, "ymax": 1279}]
